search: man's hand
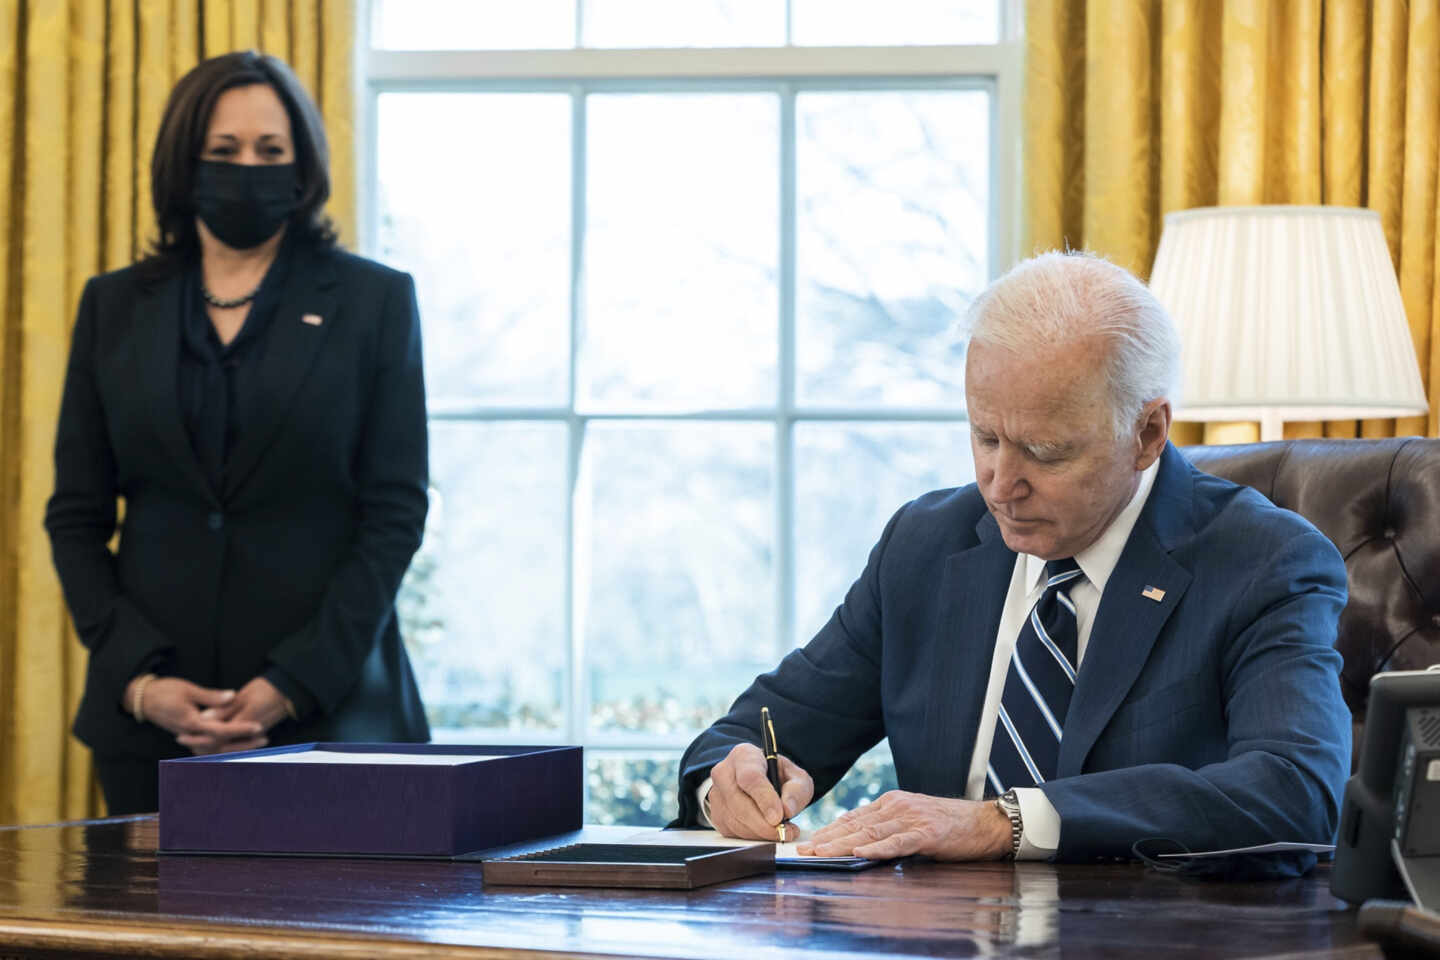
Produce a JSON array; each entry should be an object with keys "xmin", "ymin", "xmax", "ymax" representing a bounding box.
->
[
  {"xmin": 125, "ymin": 677, "xmax": 267, "ymax": 755},
  {"xmin": 708, "ymin": 742, "xmax": 814, "ymax": 842},
  {"xmin": 795, "ymin": 790, "xmax": 1013, "ymax": 861}
]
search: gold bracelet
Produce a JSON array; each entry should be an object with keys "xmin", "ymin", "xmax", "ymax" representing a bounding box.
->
[{"xmin": 131, "ymin": 673, "xmax": 157, "ymax": 724}]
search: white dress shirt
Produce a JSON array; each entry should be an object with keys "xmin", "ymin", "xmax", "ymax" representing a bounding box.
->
[
  {"xmin": 699, "ymin": 461, "xmax": 1160, "ymax": 859},
  {"xmin": 974, "ymin": 460, "xmax": 1158, "ymax": 857}
]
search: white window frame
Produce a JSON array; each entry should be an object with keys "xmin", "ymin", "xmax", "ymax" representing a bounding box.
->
[{"xmin": 355, "ymin": 1, "xmax": 1025, "ymax": 769}]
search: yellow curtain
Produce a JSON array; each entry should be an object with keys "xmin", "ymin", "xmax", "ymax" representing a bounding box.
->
[
  {"xmin": 1025, "ymin": 0, "xmax": 1440, "ymax": 445},
  {"xmin": 0, "ymin": 0, "xmax": 355, "ymax": 825}
]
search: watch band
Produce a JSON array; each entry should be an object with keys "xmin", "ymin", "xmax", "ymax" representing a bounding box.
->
[{"xmin": 996, "ymin": 789, "xmax": 1023, "ymax": 860}]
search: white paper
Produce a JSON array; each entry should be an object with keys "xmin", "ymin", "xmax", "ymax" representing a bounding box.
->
[
  {"xmin": 775, "ymin": 846, "xmax": 872, "ymax": 866},
  {"xmin": 1156, "ymin": 841, "xmax": 1335, "ymax": 859},
  {"xmin": 225, "ymin": 750, "xmax": 504, "ymax": 765},
  {"xmin": 622, "ymin": 828, "xmax": 872, "ymax": 865}
]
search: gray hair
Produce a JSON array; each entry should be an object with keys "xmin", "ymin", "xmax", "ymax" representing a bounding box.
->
[{"xmin": 962, "ymin": 251, "xmax": 1181, "ymax": 436}]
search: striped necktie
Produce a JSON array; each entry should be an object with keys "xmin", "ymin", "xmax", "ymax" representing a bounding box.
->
[{"xmin": 987, "ymin": 558, "xmax": 1083, "ymax": 794}]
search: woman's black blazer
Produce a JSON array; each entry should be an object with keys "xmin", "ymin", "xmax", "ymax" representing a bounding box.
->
[{"xmin": 46, "ymin": 242, "xmax": 431, "ymax": 758}]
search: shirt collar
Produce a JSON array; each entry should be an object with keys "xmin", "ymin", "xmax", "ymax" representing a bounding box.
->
[{"xmin": 1023, "ymin": 459, "xmax": 1161, "ymax": 597}]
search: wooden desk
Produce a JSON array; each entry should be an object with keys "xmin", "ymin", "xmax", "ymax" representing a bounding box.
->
[{"xmin": 0, "ymin": 816, "xmax": 1379, "ymax": 959}]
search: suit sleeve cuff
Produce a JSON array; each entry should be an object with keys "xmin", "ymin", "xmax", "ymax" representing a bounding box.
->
[
  {"xmin": 263, "ymin": 666, "xmax": 318, "ymax": 723},
  {"xmin": 696, "ymin": 778, "xmax": 715, "ymax": 828},
  {"xmin": 135, "ymin": 651, "xmax": 174, "ymax": 678},
  {"xmin": 88, "ymin": 603, "xmax": 176, "ymax": 712},
  {"xmin": 1014, "ymin": 786, "xmax": 1060, "ymax": 859}
]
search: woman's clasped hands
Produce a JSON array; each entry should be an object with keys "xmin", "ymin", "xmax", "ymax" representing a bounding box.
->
[{"xmin": 122, "ymin": 675, "xmax": 293, "ymax": 754}]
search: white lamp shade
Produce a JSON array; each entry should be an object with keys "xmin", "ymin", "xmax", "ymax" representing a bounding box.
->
[{"xmin": 1149, "ymin": 205, "xmax": 1428, "ymax": 426}]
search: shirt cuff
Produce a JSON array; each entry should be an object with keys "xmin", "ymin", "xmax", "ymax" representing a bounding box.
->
[
  {"xmin": 262, "ymin": 666, "xmax": 317, "ymax": 724},
  {"xmin": 696, "ymin": 777, "xmax": 715, "ymax": 828},
  {"xmin": 1013, "ymin": 786, "xmax": 1060, "ymax": 859}
]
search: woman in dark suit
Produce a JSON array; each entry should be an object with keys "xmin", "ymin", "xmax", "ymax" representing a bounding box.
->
[{"xmin": 45, "ymin": 51, "xmax": 430, "ymax": 814}]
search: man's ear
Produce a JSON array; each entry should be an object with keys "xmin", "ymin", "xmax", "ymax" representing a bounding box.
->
[{"xmin": 1134, "ymin": 399, "xmax": 1172, "ymax": 469}]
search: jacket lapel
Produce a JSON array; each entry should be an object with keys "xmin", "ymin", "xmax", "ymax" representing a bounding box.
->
[
  {"xmin": 921, "ymin": 511, "xmax": 1016, "ymax": 796},
  {"xmin": 222, "ymin": 247, "xmax": 339, "ymax": 499},
  {"xmin": 137, "ymin": 272, "xmax": 217, "ymax": 504},
  {"xmin": 1057, "ymin": 443, "xmax": 1195, "ymax": 776}
]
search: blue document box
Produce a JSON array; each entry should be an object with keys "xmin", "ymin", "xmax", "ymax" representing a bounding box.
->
[{"xmin": 158, "ymin": 742, "xmax": 582, "ymax": 857}]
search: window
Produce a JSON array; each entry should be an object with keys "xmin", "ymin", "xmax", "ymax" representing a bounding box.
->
[{"xmin": 363, "ymin": 0, "xmax": 1022, "ymax": 827}]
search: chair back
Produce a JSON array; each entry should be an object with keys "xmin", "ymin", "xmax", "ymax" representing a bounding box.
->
[{"xmin": 1183, "ymin": 437, "xmax": 1440, "ymax": 753}]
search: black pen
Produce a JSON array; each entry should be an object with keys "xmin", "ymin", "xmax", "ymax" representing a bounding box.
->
[{"xmin": 761, "ymin": 706, "xmax": 786, "ymax": 842}]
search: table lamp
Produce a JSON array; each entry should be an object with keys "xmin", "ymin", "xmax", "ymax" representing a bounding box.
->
[{"xmin": 1148, "ymin": 205, "xmax": 1428, "ymax": 441}]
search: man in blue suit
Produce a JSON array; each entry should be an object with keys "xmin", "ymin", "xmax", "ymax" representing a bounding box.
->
[{"xmin": 675, "ymin": 251, "xmax": 1351, "ymax": 863}]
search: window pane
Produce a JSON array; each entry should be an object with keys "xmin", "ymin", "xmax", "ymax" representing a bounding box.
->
[
  {"xmin": 398, "ymin": 422, "xmax": 568, "ymax": 732},
  {"xmin": 793, "ymin": 422, "xmax": 973, "ymax": 645},
  {"xmin": 796, "ymin": 90, "xmax": 988, "ymax": 407},
  {"xmin": 791, "ymin": 0, "xmax": 999, "ymax": 46},
  {"xmin": 582, "ymin": 0, "xmax": 784, "ymax": 48},
  {"xmin": 583, "ymin": 95, "xmax": 778, "ymax": 410},
  {"xmin": 581, "ymin": 423, "xmax": 774, "ymax": 734},
  {"xmin": 587, "ymin": 753, "xmax": 681, "ymax": 826},
  {"xmin": 792, "ymin": 744, "xmax": 898, "ymax": 830},
  {"xmin": 378, "ymin": 94, "xmax": 571, "ymax": 409},
  {"xmin": 372, "ymin": 0, "xmax": 575, "ymax": 50}
]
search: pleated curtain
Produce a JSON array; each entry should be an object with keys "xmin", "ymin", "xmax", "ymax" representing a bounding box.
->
[
  {"xmin": 0, "ymin": 0, "xmax": 355, "ymax": 824},
  {"xmin": 1024, "ymin": 0, "xmax": 1440, "ymax": 444}
]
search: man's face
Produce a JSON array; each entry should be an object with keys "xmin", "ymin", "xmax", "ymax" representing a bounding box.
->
[{"xmin": 965, "ymin": 336, "xmax": 1163, "ymax": 560}]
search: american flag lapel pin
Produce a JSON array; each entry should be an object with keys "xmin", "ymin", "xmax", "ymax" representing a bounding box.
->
[
  {"xmin": 302, "ymin": 313, "xmax": 324, "ymax": 326},
  {"xmin": 1141, "ymin": 585, "xmax": 1166, "ymax": 602}
]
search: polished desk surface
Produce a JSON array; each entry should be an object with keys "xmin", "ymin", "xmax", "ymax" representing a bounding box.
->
[{"xmin": 0, "ymin": 816, "xmax": 1380, "ymax": 960}]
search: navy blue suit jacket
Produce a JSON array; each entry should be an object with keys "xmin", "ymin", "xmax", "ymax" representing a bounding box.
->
[{"xmin": 677, "ymin": 443, "xmax": 1351, "ymax": 861}]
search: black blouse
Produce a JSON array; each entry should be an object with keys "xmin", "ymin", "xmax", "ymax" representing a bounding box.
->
[{"xmin": 177, "ymin": 238, "xmax": 293, "ymax": 494}]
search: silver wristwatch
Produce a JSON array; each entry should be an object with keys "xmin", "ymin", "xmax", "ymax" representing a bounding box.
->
[{"xmin": 995, "ymin": 788, "xmax": 1023, "ymax": 859}]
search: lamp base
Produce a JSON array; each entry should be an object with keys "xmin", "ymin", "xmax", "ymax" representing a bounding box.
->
[{"xmin": 1259, "ymin": 411, "xmax": 1285, "ymax": 443}]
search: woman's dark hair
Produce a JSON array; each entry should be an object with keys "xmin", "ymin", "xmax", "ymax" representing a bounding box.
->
[{"xmin": 144, "ymin": 50, "xmax": 337, "ymax": 270}]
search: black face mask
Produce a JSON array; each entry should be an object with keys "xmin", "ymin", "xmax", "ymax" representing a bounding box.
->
[{"xmin": 192, "ymin": 160, "xmax": 300, "ymax": 250}]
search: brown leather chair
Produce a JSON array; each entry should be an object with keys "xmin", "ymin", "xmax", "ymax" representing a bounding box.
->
[{"xmin": 1183, "ymin": 437, "xmax": 1440, "ymax": 762}]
